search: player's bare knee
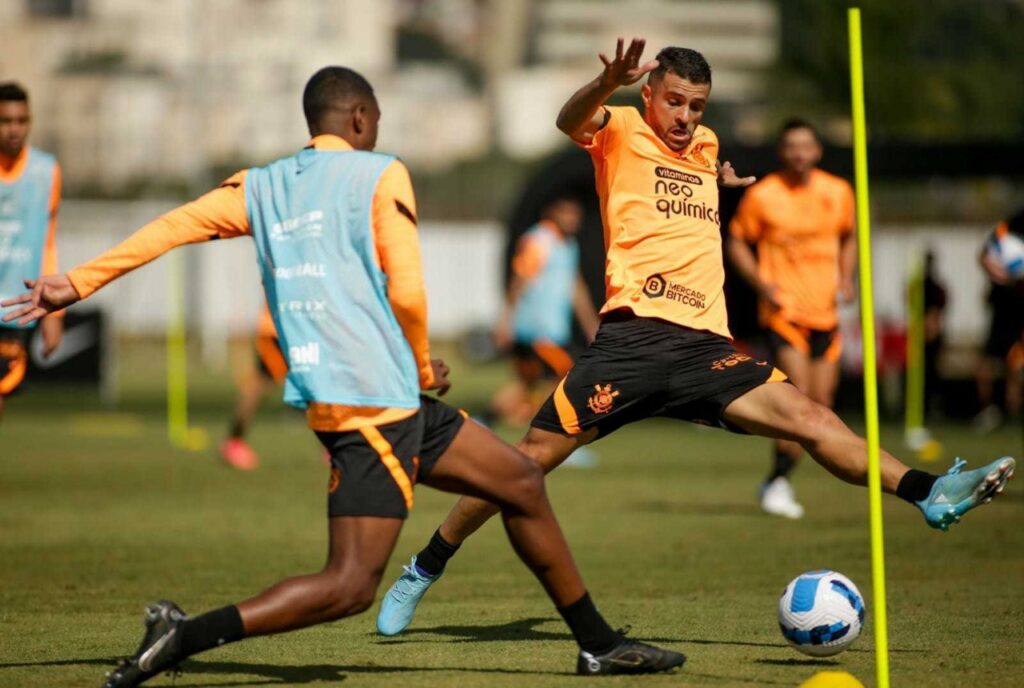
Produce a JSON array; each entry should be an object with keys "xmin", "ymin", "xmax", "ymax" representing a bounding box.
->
[
  {"xmin": 792, "ymin": 399, "xmax": 840, "ymax": 444},
  {"xmin": 506, "ymin": 458, "xmax": 547, "ymax": 511},
  {"xmin": 317, "ymin": 571, "xmax": 377, "ymax": 619}
]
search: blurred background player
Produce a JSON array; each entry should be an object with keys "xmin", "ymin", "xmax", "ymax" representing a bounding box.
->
[
  {"xmin": 487, "ymin": 196, "xmax": 599, "ymax": 426},
  {"xmin": 974, "ymin": 207, "xmax": 1024, "ymax": 432},
  {"xmin": 220, "ymin": 303, "xmax": 286, "ymax": 469},
  {"xmin": 922, "ymin": 250, "xmax": 949, "ymax": 417},
  {"xmin": 0, "ymin": 82, "xmax": 62, "ymax": 420},
  {"xmin": 727, "ymin": 118, "xmax": 856, "ymax": 519}
]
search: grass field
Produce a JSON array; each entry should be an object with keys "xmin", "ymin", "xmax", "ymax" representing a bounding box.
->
[{"xmin": 1, "ymin": 343, "xmax": 1022, "ymax": 687}]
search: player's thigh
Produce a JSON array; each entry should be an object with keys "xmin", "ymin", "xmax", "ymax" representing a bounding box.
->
[
  {"xmin": 325, "ymin": 515, "xmax": 404, "ymax": 582},
  {"xmin": 774, "ymin": 345, "xmax": 812, "ymax": 393},
  {"xmin": 722, "ymin": 379, "xmax": 842, "ymax": 443},
  {"xmin": 421, "ymin": 419, "xmax": 545, "ymax": 509}
]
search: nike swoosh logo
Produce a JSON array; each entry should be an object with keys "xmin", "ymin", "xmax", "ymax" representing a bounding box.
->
[
  {"xmin": 138, "ymin": 628, "xmax": 176, "ymax": 672},
  {"xmin": 933, "ymin": 494, "xmax": 950, "ymax": 504},
  {"xmin": 29, "ymin": 321, "xmax": 98, "ymax": 368}
]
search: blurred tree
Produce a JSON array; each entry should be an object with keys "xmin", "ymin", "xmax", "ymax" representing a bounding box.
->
[{"xmin": 773, "ymin": 0, "xmax": 1024, "ymax": 142}]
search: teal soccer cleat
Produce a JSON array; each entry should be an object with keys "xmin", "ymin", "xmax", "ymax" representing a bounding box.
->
[
  {"xmin": 916, "ymin": 457, "xmax": 1015, "ymax": 531},
  {"xmin": 376, "ymin": 556, "xmax": 440, "ymax": 636}
]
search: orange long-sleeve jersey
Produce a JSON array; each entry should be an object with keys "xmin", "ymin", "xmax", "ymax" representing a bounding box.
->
[{"xmin": 67, "ymin": 135, "xmax": 433, "ymax": 431}]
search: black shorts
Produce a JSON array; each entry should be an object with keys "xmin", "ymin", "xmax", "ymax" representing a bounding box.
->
[
  {"xmin": 531, "ymin": 312, "xmax": 785, "ymax": 438},
  {"xmin": 315, "ymin": 395, "xmax": 466, "ymax": 519},
  {"xmin": 0, "ymin": 329, "xmax": 30, "ymax": 397},
  {"xmin": 512, "ymin": 340, "xmax": 574, "ymax": 382},
  {"xmin": 767, "ymin": 319, "xmax": 842, "ymax": 362}
]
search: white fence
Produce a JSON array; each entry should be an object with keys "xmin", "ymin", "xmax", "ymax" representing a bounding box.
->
[{"xmin": 53, "ymin": 201, "xmax": 993, "ymax": 353}]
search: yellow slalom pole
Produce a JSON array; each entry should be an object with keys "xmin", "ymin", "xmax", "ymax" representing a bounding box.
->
[
  {"xmin": 848, "ymin": 8, "xmax": 890, "ymax": 688},
  {"xmin": 167, "ymin": 250, "xmax": 189, "ymax": 448}
]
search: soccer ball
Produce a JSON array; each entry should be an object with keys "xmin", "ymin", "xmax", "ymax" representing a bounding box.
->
[
  {"xmin": 778, "ymin": 570, "xmax": 865, "ymax": 657},
  {"xmin": 986, "ymin": 231, "xmax": 1024, "ymax": 280}
]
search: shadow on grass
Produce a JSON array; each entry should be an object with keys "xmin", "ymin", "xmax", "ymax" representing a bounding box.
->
[
  {"xmin": 632, "ymin": 500, "xmax": 763, "ymax": 517},
  {"xmin": 756, "ymin": 657, "xmax": 840, "ymax": 667},
  {"xmin": 0, "ymin": 656, "xmax": 560, "ymax": 686},
  {"xmin": 374, "ymin": 616, "xmax": 679, "ymax": 645}
]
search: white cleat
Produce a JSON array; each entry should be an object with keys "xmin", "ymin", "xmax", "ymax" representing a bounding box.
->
[{"xmin": 760, "ymin": 477, "xmax": 805, "ymax": 519}]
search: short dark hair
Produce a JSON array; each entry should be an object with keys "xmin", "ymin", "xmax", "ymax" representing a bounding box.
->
[
  {"xmin": 650, "ymin": 47, "xmax": 711, "ymax": 85},
  {"xmin": 779, "ymin": 118, "xmax": 821, "ymax": 145},
  {"xmin": 0, "ymin": 82, "xmax": 29, "ymax": 103},
  {"xmin": 302, "ymin": 67, "xmax": 374, "ymax": 129}
]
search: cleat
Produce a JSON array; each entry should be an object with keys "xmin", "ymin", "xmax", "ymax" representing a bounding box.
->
[
  {"xmin": 759, "ymin": 477, "xmax": 804, "ymax": 519},
  {"xmin": 220, "ymin": 438, "xmax": 259, "ymax": 471},
  {"xmin": 376, "ymin": 556, "xmax": 440, "ymax": 636},
  {"xmin": 577, "ymin": 635, "xmax": 686, "ymax": 675},
  {"xmin": 916, "ymin": 457, "xmax": 1015, "ymax": 530},
  {"xmin": 101, "ymin": 601, "xmax": 186, "ymax": 688}
]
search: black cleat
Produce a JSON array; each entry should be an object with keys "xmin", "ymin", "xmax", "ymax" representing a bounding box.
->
[
  {"xmin": 576, "ymin": 637, "xmax": 686, "ymax": 675},
  {"xmin": 101, "ymin": 600, "xmax": 186, "ymax": 688}
]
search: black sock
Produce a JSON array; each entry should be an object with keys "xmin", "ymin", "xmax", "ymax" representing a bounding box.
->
[
  {"xmin": 557, "ymin": 592, "xmax": 623, "ymax": 655},
  {"xmin": 414, "ymin": 529, "xmax": 461, "ymax": 576},
  {"xmin": 896, "ymin": 469, "xmax": 939, "ymax": 504},
  {"xmin": 229, "ymin": 419, "xmax": 245, "ymax": 439},
  {"xmin": 179, "ymin": 605, "xmax": 245, "ymax": 658},
  {"xmin": 768, "ymin": 447, "xmax": 797, "ymax": 481}
]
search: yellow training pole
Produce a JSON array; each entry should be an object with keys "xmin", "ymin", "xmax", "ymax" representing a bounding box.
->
[
  {"xmin": 167, "ymin": 250, "xmax": 189, "ymax": 448},
  {"xmin": 848, "ymin": 8, "xmax": 891, "ymax": 688}
]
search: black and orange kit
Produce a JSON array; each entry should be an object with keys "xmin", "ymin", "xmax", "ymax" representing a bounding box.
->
[
  {"xmin": 532, "ymin": 312, "xmax": 785, "ymax": 438},
  {"xmin": 318, "ymin": 396, "xmax": 465, "ymax": 519},
  {"xmin": 531, "ymin": 106, "xmax": 787, "ymax": 438}
]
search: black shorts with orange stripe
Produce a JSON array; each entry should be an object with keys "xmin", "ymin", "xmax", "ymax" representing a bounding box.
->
[
  {"xmin": 768, "ymin": 318, "xmax": 842, "ymax": 362},
  {"xmin": 255, "ymin": 335, "xmax": 288, "ymax": 384},
  {"xmin": 531, "ymin": 311, "xmax": 786, "ymax": 438},
  {"xmin": 315, "ymin": 395, "xmax": 466, "ymax": 519},
  {"xmin": 0, "ymin": 329, "xmax": 30, "ymax": 397},
  {"xmin": 513, "ymin": 340, "xmax": 575, "ymax": 382}
]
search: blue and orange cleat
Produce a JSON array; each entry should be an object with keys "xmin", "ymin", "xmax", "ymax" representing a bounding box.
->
[
  {"xmin": 376, "ymin": 555, "xmax": 439, "ymax": 636},
  {"xmin": 915, "ymin": 457, "xmax": 1015, "ymax": 531}
]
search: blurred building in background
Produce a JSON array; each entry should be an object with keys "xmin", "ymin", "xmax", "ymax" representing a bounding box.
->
[{"xmin": 0, "ymin": 0, "xmax": 779, "ymax": 192}]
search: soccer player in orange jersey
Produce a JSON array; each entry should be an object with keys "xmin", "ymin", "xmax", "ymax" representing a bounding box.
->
[
  {"xmin": 3, "ymin": 66, "xmax": 685, "ymax": 683},
  {"xmin": 0, "ymin": 82, "xmax": 63, "ymax": 420},
  {"xmin": 220, "ymin": 303, "xmax": 287, "ymax": 470},
  {"xmin": 377, "ymin": 38, "xmax": 1015, "ymax": 641},
  {"xmin": 727, "ymin": 119, "xmax": 857, "ymax": 518}
]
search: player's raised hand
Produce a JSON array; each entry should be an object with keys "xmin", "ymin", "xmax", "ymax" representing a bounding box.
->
[
  {"xmin": 0, "ymin": 274, "xmax": 80, "ymax": 326},
  {"xmin": 428, "ymin": 358, "xmax": 452, "ymax": 397},
  {"xmin": 717, "ymin": 160, "xmax": 756, "ymax": 188},
  {"xmin": 599, "ymin": 38, "xmax": 659, "ymax": 88}
]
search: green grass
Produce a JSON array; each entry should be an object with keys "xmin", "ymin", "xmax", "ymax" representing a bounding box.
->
[{"xmin": 1, "ymin": 343, "xmax": 1022, "ymax": 687}]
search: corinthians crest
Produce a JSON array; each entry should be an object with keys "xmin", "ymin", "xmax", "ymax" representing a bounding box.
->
[{"xmin": 587, "ymin": 384, "xmax": 620, "ymax": 414}]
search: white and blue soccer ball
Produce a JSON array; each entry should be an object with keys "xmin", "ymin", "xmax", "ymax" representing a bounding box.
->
[
  {"xmin": 986, "ymin": 231, "xmax": 1024, "ymax": 280},
  {"xmin": 778, "ymin": 570, "xmax": 865, "ymax": 657}
]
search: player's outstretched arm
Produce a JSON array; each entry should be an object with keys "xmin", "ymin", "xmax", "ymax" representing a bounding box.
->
[{"xmin": 556, "ymin": 37, "xmax": 658, "ymax": 143}]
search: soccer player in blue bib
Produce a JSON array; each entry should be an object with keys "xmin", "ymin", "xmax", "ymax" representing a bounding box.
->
[
  {"xmin": 2, "ymin": 67, "xmax": 684, "ymax": 685},
  {"xmin": 0, "ymin": 82, "xmax": 63, "ymax": 419}
]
